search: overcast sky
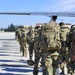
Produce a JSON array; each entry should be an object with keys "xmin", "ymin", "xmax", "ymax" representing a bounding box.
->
[{"xmin": 0, "ymin": 0, "xmax": 75, "ymax": 28}]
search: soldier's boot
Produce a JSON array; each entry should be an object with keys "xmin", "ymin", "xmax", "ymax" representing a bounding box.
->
[
  {"xmin": 29, "ymin": 54, "xmax": 33, "ymax": 60},
  {"xmin": 42, "ymin": 68, "xmax": 47, "ymax": 75},
  {"xmin": 30, "ymin": 56, "xmax": 32, "ymax": 60},
  {"xmin": 22, "ymin": 49, "xmax": 24, "ymax": 57},
  {"xmin": 33, "ymin": 69, "xmax": 38, "ymax": 75},
  {"xmin": 20, "ymin": 47, "xmax": 22, "ymax": 52},
  {"xmin": 33, "ymin": 64, "xmax": 39, "ymax": 75},
  {"xmin": 20, "ymin": 49, "xmax": 21, "ymax": 52}
]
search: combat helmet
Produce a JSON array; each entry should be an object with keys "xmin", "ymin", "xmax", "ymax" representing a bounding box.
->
[
  {"xmin": 51, "ymin": 51, "xmax": 59, "ymax": 56},
  {"xmin": 59, "ymin": 22, "xmax": 64, "ymax": 27},
  {"xmin": 28, "ymin": 26, "xmax": 32, "ymax": 29},
  {"xmin": 27, "ymin": 60, "xmax": 35, "ymax": 66},
  {"xmin": 21, "ymin": 28, "xmax": 25, "ymax": 31},
  {"xmin": 18, "ymin": 25, "xmax": 24, "ymax": 28},
  {"xmin": 24, "ymin": 26, "xmax": 28, "ymax": 29}
]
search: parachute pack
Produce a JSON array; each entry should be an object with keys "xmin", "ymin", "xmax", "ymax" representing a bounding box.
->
[
  {"xmin": 20, "ymin": 29, "xmax": 27, "ymax": 42},
  {"xmin": 26, "ymin": 30, "xmax": 34, "ymax": 44},
  {"xmin": 41, "ymin": 22, "xmax": 61, "ymax": 50}
]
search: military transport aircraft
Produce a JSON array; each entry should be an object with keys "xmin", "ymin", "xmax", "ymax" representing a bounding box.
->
[{"xmin": 0, "ymin": 12, "xmax": 75, "ymax": 22}]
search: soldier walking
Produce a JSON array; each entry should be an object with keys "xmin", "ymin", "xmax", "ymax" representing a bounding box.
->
[
  {"xmin": 33, "ymin": 24, "xmax": 43, "ymax": 75},
  {"xmin": 26, "ymin": 26, "xmax": 34, "ymax": 60},
  {"xmin": 20, "ymin": 26, "xmax": 28, "ymax": 57},
  {"xmin": 40, "ymin": 16, "xmax": 61, "ymax": 75}
]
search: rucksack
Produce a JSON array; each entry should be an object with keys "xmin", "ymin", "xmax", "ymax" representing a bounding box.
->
[
  {"xmin": 70, "ymin": 26, "xmax": 75, "ymax": 51},
  {"xmin": 16, "ymin": 29, "xmax": 22, "ymax": 40},
  {"xmin": 26, "ymin": 30, "xmax": 34, "ymax": 44},
  {"xmin": 41, "ymin": 23, "xmax": 61, "ymax": 50},
  {"xmin": 70, "ymin": 26, "xmax": 75, "ymax": 41},
  {"xmin": 33, "ymin": 25, "xmax": 42, "ymax": 49},
  {"xmin": 60, "ymin": 25, "xmax": 69, "ymax": 42},
  {"xmin": 21, "ymin": 29, "xmax": 27, "ymax": 42}
]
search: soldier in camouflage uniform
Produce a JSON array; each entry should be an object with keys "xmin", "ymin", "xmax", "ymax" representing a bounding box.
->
[
  {"xmin": 59, "ymin": 22, "xmax": 70, "ymax": 59},
  {"xmin": 15, "ymin": 26, "xmax": 22, "ymax": 42},
  {"xmin": 33, "ymin": 24, "xmax": 43, "ymax": 75},
  {"xmin": 20, "ymin": 26, "xmax": 28, "ymax": 57},
  {"xmin": 15, "ymin": 28, "xmax": 20, "ymax": 41},
  {"xmin": 15, "ymin": 26, "xmax": 28, "ymax": 57},
  {"xmin": 15, "ymin": 26, "xmax": 23, "ymax": 52},
  {"xmin": 67, "ymin": 25, "xmax": 75, "ymax": 75},
  {"xmin": 40, "ymin": 16, "xmax": 61, "ymax": 75},
  {"xmin": 57, "ymin": 22, "xmax": 70, "ymax": 74},
  {"xmin": 26, "ymin": 26, "xmax": 34, "ymax": 60}
]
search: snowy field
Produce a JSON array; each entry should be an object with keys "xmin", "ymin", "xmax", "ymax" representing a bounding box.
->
[{"xmin": 0, "ymin": 32, "xmax": 42, "ymax": 75}]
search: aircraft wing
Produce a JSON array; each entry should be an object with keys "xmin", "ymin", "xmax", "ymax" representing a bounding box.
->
[{"xmin": 0, "ymin": 12, "xmax": 75, "ymax": 17}]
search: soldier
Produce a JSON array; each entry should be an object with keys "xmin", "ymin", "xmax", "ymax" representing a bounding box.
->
[
  {"xmin": 15, "ymin": 26, "xmax": 22, "ymax": 42},
  {"xmin": 15, "ymin": 26, "xmax": 28, "ymax": 56},
  {"xmin": 15, "ymin": 28, "xmax": 20, "ymax": 41},
  {"xmin": 40, "ymin": 16, "xmax": 61, "ymax": 75},
  {"xmin": 26, "ymin": 26, "xmax": 34, "ymax": 60},
  {"xmin": 20, "ymin": 26, "xmax": 28, "ymax": 57},
  {"xmin": 33, "ymin": 24, "xmax": 43, "ymax": 75},
  {"xmin": 67, "ymin": 25, "xmax": 75, "ymax": 75},
  {"xmin": 59, "ymin": 22, "xmax": 70, "ymax": 58},
  {"xmin": 15, "ymin": 26, "xmax": 23, "ymax": 52}
]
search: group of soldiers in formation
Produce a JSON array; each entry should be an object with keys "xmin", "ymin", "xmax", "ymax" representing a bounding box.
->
[{"xmin": 15, "ymin": 18, "xmax": 75, "ymax": 75}]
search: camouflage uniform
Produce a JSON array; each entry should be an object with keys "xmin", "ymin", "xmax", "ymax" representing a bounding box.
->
[
  {"xmin": 26, "ymin": 26, "xmax": 34, "ymax": 60},
  {"xmin": 60, "ymin": 22, "xmax": 70, "ymax": 59},
  {"xmin": 59, "ymin": 22, "xmax": 70, "ymax": 74},
  {"xmin": 42, "ymin": 51, "xmax": 59, "ymax": 75},
  {"xmin": 40, "ymin": 22, "xmax": 61, "ymax": 75},
  {"xmin": 33, "ymin": 25, "xmax": 43, "ymax": 75},
  {"xmin": 15, "ymin": 27, "xmax": 22, "ymax": 42},
  {"xmin": 15, "ymin": 27, "xmax": 22, "ymax": 52},
  {"xmin": 15, "ymin": 28, "xmax": 20, "ymax": 41},
  {"xmin": 20, "ymin": 26, "xmax": 28, "ymax": 57},
  {"xmin": 67, "ymin": 25, "xmax": 75, "ymax": 74}
]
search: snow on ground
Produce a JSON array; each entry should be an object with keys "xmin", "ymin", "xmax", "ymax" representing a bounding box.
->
[
  {"xmin": 0, "ymin": 32, "xmax": 15, "ymax": 39},
  {"xmin": 0, "ymin": 32, "xmax": 42, "ymax": 75}
]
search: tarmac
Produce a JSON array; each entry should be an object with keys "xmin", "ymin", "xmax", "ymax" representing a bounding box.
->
[
  {"xmin": 0, "ymin": 32, "xmax": 42, "ymax": 75},
  {"xmin": 0, "ymin": 32, "xmax": 72, "ymax": 75}
]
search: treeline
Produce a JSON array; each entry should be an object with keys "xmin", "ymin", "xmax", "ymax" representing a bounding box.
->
[{"xmin": 1, "ymin": 23, "xmax": 21, "ymax": 32}]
